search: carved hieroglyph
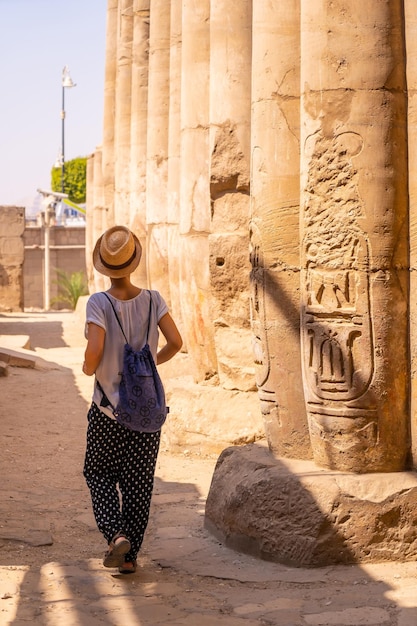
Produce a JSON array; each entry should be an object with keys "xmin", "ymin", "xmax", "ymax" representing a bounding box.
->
[
  {"xmin": 300, "ymin": 0, "xmax": 409, "ymax": 472},
  {"xmin": 300, "ymin": 130, "xmax": 377, "ymax": 467}
]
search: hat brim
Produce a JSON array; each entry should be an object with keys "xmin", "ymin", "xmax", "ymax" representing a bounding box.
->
[{"xmin": 93, "ymin": 232, "xmax": 142, "ymax": 278}]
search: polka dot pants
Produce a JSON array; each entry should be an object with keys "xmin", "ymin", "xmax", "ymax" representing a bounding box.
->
[{"xmin": 83, "ymin": 402, "xmax": 160, "ymax": 563}]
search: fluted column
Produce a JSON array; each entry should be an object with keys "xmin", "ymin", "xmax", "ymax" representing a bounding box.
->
[
  {"xmin": 146, "ymin": 0, "xmax": 171, "ymax": 297},
  {"xmin": 209, "ymin": 0, "xmax": 253, "ymax": 391},
  {"xmin": 180, "ymin": 0, "xmax": 215, "ymax": 381},
  {"xmin": 129, "ymin": 0, "xmax": 150, "ymax": 286},
  {"xmin": 405, "ymin": 0, "xmax": 417, "ymax": 467},
  {"xmin": 92, "ymin": 147, "xmax": 108, "ymax": 291},
  {"xmin": 250, "ymin": 0, "xmax": 310, "ymax": 458},
  {"xmin": 101, "ymin": 0, "xmax": 118, "ymax": 226},
  {"xmin": 300, "ymin": 0, "xmax": 409, "ymax": 471},
  {"xmin": 166, "ymin": 0, "xmax": 183, "ymax": 327},
  {"xmin": 85, "ymin": 153, "xmax": 95, "ymax": 292},
  {"xmin": 114, "ymin": 0, "xmax": 133, "ymax": 225}
]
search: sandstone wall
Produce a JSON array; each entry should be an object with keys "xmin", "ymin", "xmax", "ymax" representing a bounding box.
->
[
  {"xmin": 87, "ymin": 1, "xmax": 417, "ymax": 472},
  {"xmin": 0, "ymin": 206, "xmax": 24, "ymax": 312}
]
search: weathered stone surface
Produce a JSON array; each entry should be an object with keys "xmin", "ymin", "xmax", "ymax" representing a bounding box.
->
[
  {"xmin": 0, "ymin": 347, "xmax": 36, "ymax": 368},
  {"xmin": 212, "ymin": 325, "xmax": 256, "ymax": 392},
  {"xmin": 146, "ymin": 0, "xmax": 170, "ymax": 299},
  {"xmin": 0, "ymin": 360, "xmax": 9, "ymax": 376},
  {"xmin": 179, "ymin": 234, "xmax": 217, "ymax": 382},
  {"xmin": 101, "ymin": 0, "xmax": 117, "ymax": 226},
  {"xmin": 178, "ymin": 0, "xmax": 212, "ymax": 382},
  {"xmin": 0, "ymin": 206, "xmax": 24, "ymax": 312},
  {"xmin": 85, "ymin": 152, "xmax": 96, "ymax": 293},
  {"xmin": 114, "ymin": 0, "xmax": 133, "ymax": 227},
  {"xmin": 163, "ymin": 378, "xmax": 264, "ymax": 456},
  {"xmin": 205, "ymin": 444, "xmax": 417, "ymax": 567},
  {"xmin": 91, "ymin": 147, "xmax": 108, "ymax": 293},
  {"xmin": 406, "ymin": 0, "xmax": 417, "ymax": 470},
  {"xmin": 209, "ymin": 0, "xmax": 252, "ymax": 393},
  {"xmin": 130, "ymin": 0, "xmax": 151, "ymax": 290},
  {"xmin": 250, "ymin": 0, "xmax": 310, "ymax": 462},
  {"xmin": 299, "ymin": 0, "xmax": 409, "ymax": 473}
]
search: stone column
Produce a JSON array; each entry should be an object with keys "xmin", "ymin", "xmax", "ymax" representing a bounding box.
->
[
  {"xmin": 101, "ymin": 0, "xmax": 118, "ymax": 227},
  {"xmin": 405, "ymin": 1, "xmax": 417, "ymax": 468},
  {"xmin": 129, "ymin": 0, "xmax": 150, "ymax": 286},
  {"xmin": 250, "ymin": 0, "xmax": 310, "ymax": 459},
  {"xmin": 300, "ymin": 0, "xmax": 409, "ymax": 472},
  {"xmin": 85, "ymin": 152, "xmax": 95, "ymax": 292},
  {"xmin": 180, "ymin": 0, "xmax": 216, "ymax": 381},
  {"xmin": 166, "ymin": 0, "xmax": 183, "ymax": 327},
  {"xmin": 209, "ymin": 0, "xmax": 253, "ymax": 392},
  {"xmin": 114, "ymin": 0, "xmax": 133, "ymax": 226},
  {"xmin": 92, "ymin": 147, "xmax": 108, "ymax": 291},
  {"xmin": 146, "ymin": 0, "xmax": 171, "ymax": 297}
]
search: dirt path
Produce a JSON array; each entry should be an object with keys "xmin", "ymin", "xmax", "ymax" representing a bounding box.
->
[{"xmin": 1, "ymin": 310, "xmax": 417, "ymax": 626}]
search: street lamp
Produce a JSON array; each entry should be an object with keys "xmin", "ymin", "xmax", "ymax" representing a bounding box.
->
[{"xmin": 60, "ymin": 66, "xmax": 76, "ymax": 194}]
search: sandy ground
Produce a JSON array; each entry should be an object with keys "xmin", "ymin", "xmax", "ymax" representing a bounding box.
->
[{"xmin": 1, "ymin": 310, "xmax": 417, "ymax": 626}]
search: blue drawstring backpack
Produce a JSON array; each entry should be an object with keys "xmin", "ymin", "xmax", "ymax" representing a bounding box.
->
[{"xmin": 97, "ymin": 291, "xmax": 168, "ymax": 432}]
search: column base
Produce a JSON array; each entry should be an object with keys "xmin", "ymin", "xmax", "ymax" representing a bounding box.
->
[{"xmin": 205, "ymin": 443, "xmax": 417, "ymax": 567}]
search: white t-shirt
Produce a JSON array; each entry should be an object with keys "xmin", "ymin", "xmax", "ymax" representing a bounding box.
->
[{"xmin": 85, "ymin": 289, "xmax": 169, "ymax": 420}]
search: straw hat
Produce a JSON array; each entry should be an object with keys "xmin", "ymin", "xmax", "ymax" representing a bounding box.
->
[{"xmin": 93, "ymin": 225, "xmax": 142, "ymax": 278}]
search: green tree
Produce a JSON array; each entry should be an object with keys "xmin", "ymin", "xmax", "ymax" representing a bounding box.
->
[{"xmin": 51, "ymin": 156, "xmax": 87, "ymax": 203}]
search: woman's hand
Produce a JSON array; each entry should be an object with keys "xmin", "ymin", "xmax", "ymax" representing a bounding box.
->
[{"xmin": 157, "ymin": 313, "xmax": 183, "ymax": 365}]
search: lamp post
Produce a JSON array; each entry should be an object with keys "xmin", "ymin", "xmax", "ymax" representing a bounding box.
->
[{"xmin": 61, "ymin": 66, "xmax": 76, "ymax": 194}]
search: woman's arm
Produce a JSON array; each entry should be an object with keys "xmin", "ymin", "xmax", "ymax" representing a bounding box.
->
[
  {"xmin": 157, "ymin": 313, "xmax": 183, "ymax": 365},
  {"xmin": 82, "ymin": 322, "xmax": 106, "ymax": 375}
]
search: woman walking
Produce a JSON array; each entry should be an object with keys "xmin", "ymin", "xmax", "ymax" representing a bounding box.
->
[{"xmin": 82, "ymin": 225, "xmax": 182, "ymax": 573}]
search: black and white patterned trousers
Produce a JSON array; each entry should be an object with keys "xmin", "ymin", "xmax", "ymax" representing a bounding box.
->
[{"xmin": 83, "ymin": 402, "xmax": 160, "ymax": 563}]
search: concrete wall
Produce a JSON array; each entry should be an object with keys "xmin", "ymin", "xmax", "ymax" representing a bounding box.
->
[{"xmin": 24, "ymin": 226, "xmax": 86, "ymax": 310}]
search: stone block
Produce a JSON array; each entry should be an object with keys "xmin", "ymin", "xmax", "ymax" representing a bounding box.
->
[
  {"xmin": 205, "ymin": 444, "xmax": 417, "ymax": 567},
  {"xmin": 0, "ymin": 206, "xmax": 25, "ymax": 236},
  {"xmin": 0, "ymin": 360, "xmax": 9, "ymax": 376},
  {"xmin": 213, "ymin": 324, "xmax": 256, "ymax": 391},
  {"xmin": 0, "ymin": 347, "xmax": 36, "ymax": 368},
  {"xmin": 0, "ymin": 206, "xmax": 24, "ymax": 312},
  {"xmin": 209, "ymin": 231, "xmax": 251, "ymax": 323},
  {"xmin": 163, "ymin": 379, "xmax": 265, "ymax": 456}
]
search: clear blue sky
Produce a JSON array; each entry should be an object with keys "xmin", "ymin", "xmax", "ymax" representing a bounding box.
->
[{"xmin": 0, "ymin": 0, "xmax": 107, "ymax": 211}]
